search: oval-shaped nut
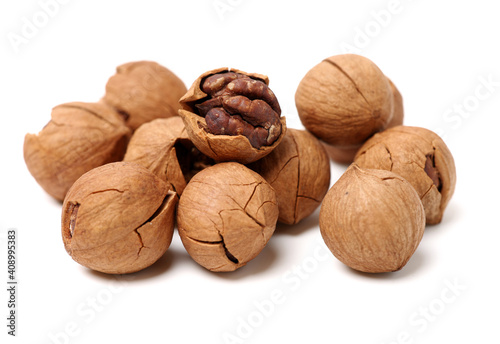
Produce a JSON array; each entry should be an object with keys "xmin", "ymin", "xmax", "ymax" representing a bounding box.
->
[
  {"xmin": 102, "ymin": 60, "xmax": 187, "ymax": 131},
  {"xmin": 177, "ymin": 162, "xmax": 278, "ymax": 272},
  {"xmin": 124, "ymin": 117, "xmax": 214, "ymax": 195},
  {"xmin": 295, "ymin": 54, "xmax": 394, "ymax": 147},
  {"xmin": 354, "ymin": 126, "xmax": 456, "ymax": 225},
  {"xmin": 24, "ymin": 102, "xmax": 131, "ymax": 201},
  {"xmin": 320, "ymin": 164, "xmax": 425, "ymax": 273},
  {"xmin": 249, "ymin": 129, "xmax": 330, "ymax": 225},
  {"xmin": 62, "ymin": 162, "xmax": 178, "ymax": 274},
  {"xmin": 179, "ymin": 68, "xmax": 287, "ymax": 164}
]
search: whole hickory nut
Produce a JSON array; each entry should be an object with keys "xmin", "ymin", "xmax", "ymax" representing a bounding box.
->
[
  {"xmin": 177, "ymin": 162, "xmax": 279, "ymax": 272},
  {"xmin": 320, "ymin": 164, "xmax": 425, "ymax": 273},
  {"xmin": 249, "ymin": 129, "xmax": 330, "ymax": 225},
  {"xmin": 102, "ymin": 60, "xmax": 187, "ymax": 131},
  {"xmin": 124, "ymin": 117, "xmax": 214, "ymax": 195},
  {"xmin": 295, "ymin": 54, "xmax": 395, "ymax": 147},
  {"xmin": 62, "ymin": 162, "xmax": 178, "ymax": 274},
  {"xmin": 179, "ymin": 67, "xmax": 287, "ymax": 164},
  {"xmin": 354, "ymin": 126, "xmax": 456, "ymax": 225},
  {"xmin": 24, "ymin": 102, "xmax": 131, "ymax": 201}
]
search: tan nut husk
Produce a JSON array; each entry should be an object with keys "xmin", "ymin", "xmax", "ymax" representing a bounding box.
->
[
  {"xmin": 319, "ymin": 164, "xmax": 425, "ymax": 273},
  {"xmin": 124, "ymin": 117, "xmax": 213, "ymax": 195},
  {"xmin": 179, "ymin": 67, "xmax": 286, "ymax": 164},
  {"xmin": 295, "ymin": 54, "xmax": 394, "ymax": 146},
  {"xmin": 354, "ymin": 126, "xmax": 456, "ymax": 225},
  {"xmin": 102, "ymin": 60, "xmax": 187, "ymax": 131},
  {"xmin": 24, "ymin": 102, "xmax": 131, "ymax": 201},
  {"xmin": 62, "ymin": 162, "xmax": 177, "ymax": 274},
  {"xmin": 386, "ymin": 77, "xmax": 404, "ymax": 129},
  {"xmin": 250, "ymin": 129, "xmax": 330, "ymax": 225},
  {"xmin": 177, "ymin": 162, "xmax": 278, "ymax": 272}
]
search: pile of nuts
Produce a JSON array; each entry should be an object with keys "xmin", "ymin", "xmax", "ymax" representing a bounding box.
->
[{"xmin": 24, "ymin": 54, "xmax": 456, "ymax": 275}]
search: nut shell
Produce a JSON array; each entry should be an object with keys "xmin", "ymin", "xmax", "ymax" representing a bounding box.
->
[
  {"xmin": 354, "ymin": 126, "xmax": 456, "ymax": 224},
  {"xmin": 62, "ymin": 162, "xmax": 177, "ymax": 274},
  {"xmin": 24, "ymin": 102, "xmax": 131, "ymax": 201},
  {"xmin": 177, "ymin": 162, "xmax": 278, "ymax": 272},
  {"xmin": 319, "ymin": 164, "xmax": 425, "ymax": 273}
]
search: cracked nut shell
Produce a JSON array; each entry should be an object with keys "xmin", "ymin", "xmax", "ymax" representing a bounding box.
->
[
  {"xmin": 295, "ymin": 54, "xmax": 394, "ymax": 147},
  {"xmin": 24, "ymin": 102, "xmax": 131, "ymax": 201},
  {"xmin": 320, "ymin": 164, "xmax": 425, "ymax": 273},
  {"xmin": 124, "ymin": 117, "xmax": 214, "ymax": 196},
  {"xmin": 62, "ymin": 162, "xmax": 178, "ymax": 274},
  {"xmin": 177, "ymin": 162, "xmax": 278, "ymax": 272},
  {"xmin": 102, "ymin": 60, "xmax": 187, "ymax": 131},
  {"xmin": 354, "ymin": 126, "xmax": 456, "ymax": 225},
  {"xmin": 249, "ymin": 129, "xmax": 330, "ymax": 225},
  {"xmin": 179, "ymin": 67, "xmax": 287, "ymax": 164}
]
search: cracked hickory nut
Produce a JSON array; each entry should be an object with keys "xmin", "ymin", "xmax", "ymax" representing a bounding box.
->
[
  {"xmin": 62, "ymin": 162, "xmax": 178, "ymax": 274},
  {"xmin": 24, "ymin": 102, "xmax": 131, "ymax": 201},
  {"xmin": 295, "ymin": 54, "xmax": 395, "ymax": 147},
  {"xmin": 249, "ymin": 129, "xmax": 331, "ymax": 225},
  {"xmin": 177, "ymin": 162, "xmax": 278, "ymax": 272},
  {"xmin": 102, "ymin": 61, "xmax": 187, "ymax": 131},
  {"xmin": 320, "ymin": 164, "xmax": 425, "ymax": 273},
  {"xmin": 178, "ymin": 68, "xmax": 287, "ymax": 164},
  {"xmin": 124, "ymin": 117, "xmax": 214, "ymax": 196},
  {"xmin": 354, "ymin": 126, "xmax": 456, "ymax": 225}
]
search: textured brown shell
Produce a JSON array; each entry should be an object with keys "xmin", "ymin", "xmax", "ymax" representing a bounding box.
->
[
  {"xmin": 250, "ymin": 129, "xmax": 330, "ymax": 225},
  {"xmin": 319, "ymin": 164, "xmax": 425, "ymax": 273},
  {"xmin": 295, "ymin": 54, "xmax": 394, "ymax": 146},
  {"xmin": 62, "ymin": 162, "xmax": 177, "ymax": 274},
  {"xmin": 177, "ymin": 162, "xmax": 278, "ymax": 272},
  {"xmin": 24, "ymin": 102, "xmax": 131, "ymax": 201},
  {"xmin": 354, "ymin": 126, "xmax": 456, "ymax": 224},
  {"xmin": 179, "ymin": 67, "xmax": 286, "ymax": 164}
]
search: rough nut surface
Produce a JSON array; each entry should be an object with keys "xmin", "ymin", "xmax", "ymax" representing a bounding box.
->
[
  {"xmin": 354, "ymin": 126, "xmax": 456, "ymax": 224},
  {"xmin": 62, "ymin": 162, "xmax": 178, "ymax": 274},
  {"xmin": 24, "ymin": 102, "xmax": 131, "ymax": 201},
  {"xmin": 295, "ymin": 54, "xmax": 394, "ymax": 146},
  {"xmin": 102, "ymin": 60, "xmax": 187, "ymax": 131},
  {"xmin": 179, "ymin": 67, "xmax": 287, "ymax": 164},
  {"xmin": 250, "ymin": 129, "xmax": 330, "ymax": 225},
  {"xmin": 124, "ymin": 117, "xmax": 214, "ymax": 195},
  {"xmin": 319, "ymin": 164, "xmax": 425, "ymax": 273},
  {"xmin": 177, "ymin": 162, "xmax": 278, "ymax": 272}
]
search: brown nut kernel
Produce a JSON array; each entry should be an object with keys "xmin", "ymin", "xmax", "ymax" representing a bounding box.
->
[
  {"xmin": 249, "ymin": 129, "xmax": 331, "ymax": 225},
  {"xmin": 295, "ymin": 54, "xmax": 394, "ymax": 147},
  {"xmin": 320, "ymin": 164, "xmax": 425, "ymax": 273},
  {"xmin": 177, "ymin": 162, "xmax": 278, "ymax": 272},
  {"xmin": 179, "ymin": 68, "xmax": 287, "ymax": 164},
  {"xmin": 354, "ymin": 126, "xmax": 456, "ymax": 225},
  {"xmin": 124, "ymin": 117, "xmax": 214, "ymax": 196},
  {"xmin": 62, "ymin": 162, "xmax": 178, "ymax": 274},
  {"xmin": 102, "ymin": 61, "xmax": 187, "ymax": 131},
  {"xmin": 24, "ymin": 102, "xmax": 131, "ymax": 201}
]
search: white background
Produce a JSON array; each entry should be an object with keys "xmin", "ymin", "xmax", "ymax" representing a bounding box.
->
[{"xmin": 1, "ymin": 0, "xmax": 499, "ymax": 343}]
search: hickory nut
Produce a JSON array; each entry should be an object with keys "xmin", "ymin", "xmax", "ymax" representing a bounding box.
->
[
  {"xmin": 24, "ymin": 102, "xmax": 131, "ymax": 201},
  {"xmin": 179, "ymin": 68, "xmax": 287, "ymax": 164},
  {"xmin": 249, "ymin": 129, "xmax": 331, "ymax": 225},
  {"xmin": 62, "ymin": 162, "xmax": 177, "ymax": 274},
  {"xmin": 102, "ymin": 60, "xmax": 187, "ymax": 131},
  {"xmin": 177, "ymin": 162, "xmax": 279, "ymax": 272},
  {"xmin": 320, "ymin": 164, "xmax": 425, "ymax": 273},
  {"xmin": 354, "ymin": 126, "xmax": 456, "ymax": 224},
  {"xmin": 124, "ymin": 116, "xmax": 214, "ymax": 195}
]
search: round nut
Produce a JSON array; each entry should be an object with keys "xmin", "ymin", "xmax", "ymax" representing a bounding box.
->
[
  {"xmin": 319, "ymin": 164, "xmax": 425, "ymax": 273},
  {"xmin": 24, "ymin": 102, "xmax": 131, "ymax": 201},
  {"xmin": 250, "ymin": 129, "xmax": 330, "ymax": 225},
  {"xmin": 177, "ymin": 162, "xmax": 278, "ymax": 272},
  {"xmin": 354, "ymin": 126, "xmax": 456, "ymax": 225},
  {"xmin": 62, "ymin": 162, "xmax": 178, "ymax": 274}
]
